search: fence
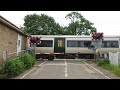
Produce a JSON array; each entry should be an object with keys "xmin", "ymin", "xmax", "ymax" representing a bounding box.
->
[
  {"xmin": 0, "ymin": 51, "xmax": 18, "ymax": 67},
  {"xmin": 109, "ymin": 52, "xmax": 120, "ymax": 66},
  {"xmin": 0, "ymin": 49, "xmax": 34, "ymax": 67}
]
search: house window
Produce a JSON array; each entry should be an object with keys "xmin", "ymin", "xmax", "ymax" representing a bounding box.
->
[{"xmin": 18, "ymin": 40, "xmax": 20, "ymax": 46}]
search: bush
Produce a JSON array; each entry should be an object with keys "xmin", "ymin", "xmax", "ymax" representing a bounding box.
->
[
  {"xmin": 3, "ymin": 58, "xmax": 25, "ymax": 78},
  {"xmin": 0, "ymin": 69, "xmax": 7, "ymax": 79},
  {"xmin": 19, "ymin": 52, "xmax": 36, "ymax": 69}
]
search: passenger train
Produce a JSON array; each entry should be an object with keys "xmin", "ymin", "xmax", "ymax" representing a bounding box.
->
[{"xmin": 27, "ymin": 35, "xmax": 120, "ymax": 60}]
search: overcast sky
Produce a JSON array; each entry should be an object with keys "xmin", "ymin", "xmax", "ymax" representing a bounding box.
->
[{"xmin": 0, "ymin": 11, "xmax": 120, "ymax": 35}]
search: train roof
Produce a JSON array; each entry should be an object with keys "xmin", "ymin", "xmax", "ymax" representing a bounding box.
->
[{"xmin": 30, "ymin": 35, "xmax": 120, "ymax": 38}]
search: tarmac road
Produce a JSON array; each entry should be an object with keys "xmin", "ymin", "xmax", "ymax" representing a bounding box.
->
[{"xmin": 15, "ymin": 59, "xmax": 120, "ymax": 79}]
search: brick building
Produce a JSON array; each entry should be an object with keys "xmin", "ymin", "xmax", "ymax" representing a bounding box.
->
[{"xmin": 0, "ymin": 15, "xmax": 29, "ymax": 64}]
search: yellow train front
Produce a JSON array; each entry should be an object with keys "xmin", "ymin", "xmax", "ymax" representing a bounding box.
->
[{"xmin": 27, "ymin": 35, "xmax": 120, "ymax": 60}]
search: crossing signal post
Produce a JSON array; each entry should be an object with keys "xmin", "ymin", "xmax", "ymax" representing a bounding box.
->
[
  {"xmin": 92, "ymin": 32, "xmax": 103, "ymax": 41},
  {"xmin": 96, "ymin": 33, "xmax": 103, "ymax": 41},
  {"xmin": 30, "ymin": 37, "xmax": 42, "ymax": 47},
  {"xmin": 91, "ymin": 32, "xmax": 104, "ymax": 61},
  {"xmin": 92, "ymin": 32, "xmax": 96, "ymax": 41},
  {"xmin": 29, "ymin": 37, "xmax": 42, "ymax": 52}
]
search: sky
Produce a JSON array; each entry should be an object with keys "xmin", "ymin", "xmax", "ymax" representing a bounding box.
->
[{"xmin": 0, "ymin": 11, "xmax": 120, "ymax": 35}]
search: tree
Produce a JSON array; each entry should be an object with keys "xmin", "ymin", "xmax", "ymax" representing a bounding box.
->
[
  {"xmin": 65, "ymin": 12, "xmax": 97, "ymax": 35},
  {"xmin": 23, "ymin": 13, "xmax": 63, "ymax": 35}
]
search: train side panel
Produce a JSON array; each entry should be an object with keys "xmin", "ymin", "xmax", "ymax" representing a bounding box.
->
[
  {"xmin": 28, "ymin": 35, "xmax": 54, "ymax": 54},
  {"xmin": 65, "ymin": 37, "xmax": 93, "ymax": 54}
]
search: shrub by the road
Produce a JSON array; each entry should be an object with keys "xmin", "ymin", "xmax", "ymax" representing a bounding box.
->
[
  {"xmin": 2, "ymin": 52, "xmax": 36, "ymax": 78},
  {"xmin": 19, "ymin": 52, "xmax": 36, "ymax": 69},
  {"xmin": 3, "ymin": 58, "xmax": 25, "ymax": 78}
]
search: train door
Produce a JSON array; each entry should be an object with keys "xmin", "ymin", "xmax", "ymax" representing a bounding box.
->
[{"xmin": 54, "ymin": 38, "xmax": 65, "ymax": 53}]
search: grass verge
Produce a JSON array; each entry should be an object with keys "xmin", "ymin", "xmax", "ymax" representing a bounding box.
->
[{"xmin": 95, "ymin": 59, "xmax": 120, "ymax": 77}]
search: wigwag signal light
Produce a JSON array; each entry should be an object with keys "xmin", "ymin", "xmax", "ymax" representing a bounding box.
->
[{"xmin": 92, "ymin": 32, "xmax": 96, "ymax": 41}]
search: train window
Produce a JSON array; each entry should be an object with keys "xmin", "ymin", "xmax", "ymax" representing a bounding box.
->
[
  {"xmin": 78, "ymin": 41, "xmax": 84, "ymax": 47},
  {"xmin": 67, "ymin": 40, "xmax": 91, "ymax": 47},
  {"xmin": 58, "ymin": 40, "xmax": 62, "ymax": 47},
  {"xmin": 102, "ymin": 41, "xmax": 118, "ymax": 48},
  {"xmin": 103, "ymin": 41, "xmax": 107, "ymax": 47},
  {"xmin": 36, "ymin": 40, "xmax": 53, "ymax": 47},
  {"xmin": 84, "ymin": 41, "xmax": 91, "ymax": 47},
  {"xmin": 67, "ymin": 41, "xmax": 78, "ymax": 47}
]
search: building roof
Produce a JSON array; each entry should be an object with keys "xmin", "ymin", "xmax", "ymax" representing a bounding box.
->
[{"xmin": 0, "ymin": 15, "xmax": 30, "ymax": 37}]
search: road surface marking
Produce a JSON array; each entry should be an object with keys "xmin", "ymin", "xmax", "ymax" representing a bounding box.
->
[
  {"xmin": 20, "ymin": 61, "xmax": 47, "ymax": 79},
  {"xmin": 90, "ymin": 61, "xmax": 120, "ymax": 79},
  {"xmin": 65, "ymin": 60, "xmax": 68, "ymax": 77},
  {"xmin": 38, "ymin": 61, "xmax": 47, "ymax": 66},
  {"xmin": 83, "ymin": 61, "xmax": 110, "ymax": 79},
  {"xmin": 20, "ymin": 67, "xmax": 36, "ymax": 79},
  {"xmin": 45, "ymin": 64, "xmax": 65, "ymax": 66}
]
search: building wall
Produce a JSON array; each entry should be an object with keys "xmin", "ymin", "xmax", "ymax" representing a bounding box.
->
[
  {"xmin": 0, "ymin": 22, "xmax": 27, "ymax": 64},
  {"xmin": 0, "ymin": 22, "xmax": 18, "ymax": 53},
  {"xmin": 22, "ymin": 35, "xmax": 27, "ymax": 50}
]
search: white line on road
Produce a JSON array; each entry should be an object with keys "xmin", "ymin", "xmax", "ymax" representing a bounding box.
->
[
  {"xmin": 45, "ymin": 64, "xmax": 65, "ymax": 66},
  {"xmin": 20, "ymin": 67, "xmax": 36, "ymax": 79},
  {"xmin": 65, "ymin": 60, "xmax": 68, "ymax": 77},
  {"xmin": 20, "ymin": 61, "xmax": 47, "ymax": 79},
  {"xmin": 90, "ymin": 61, "xmax": 120, "ymax": 79},
  {"xmin": 83, "ymin": 61, "xmax": 110, "ymax": 79},
  {"xmin": 38, "ymin": 61, "xmax": 47, "ymax": 66}
]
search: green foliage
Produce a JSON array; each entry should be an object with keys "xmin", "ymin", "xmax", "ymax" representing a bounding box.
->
[
  {"xmin": 0, "ymin": 68, "xmax": 6, "ymax": 79},
  {"xmin": 18, "ymin": 52, "xmax": 36, "ymax": 69},
  {"xmin": 3, "ymin": 58, "xmax": 25, "ymax": 78},
  {"xmin": 65, "ymin": 11, "xmax": 97, "ymax": 35},
  {"xmin": 23, "ymin": 12, "xmax": 97, "ymax": 35},
  {"xmin": 23, "ymin": 13, "xmax": 62, "ymax": 35},
  {"xmin": 1, "ymin": 51, "xmax": 36, "ymax": 78},
  {"xmin": 101, "ymin": 64, "xmax": 120, "ymax": 77},
  {"xmin": 96, "ymin": 59, "xmax": 109, "ymax": 66},
  {"xmin": 95, "ymin": 59, "xmax": 120, "ymax": 77}
]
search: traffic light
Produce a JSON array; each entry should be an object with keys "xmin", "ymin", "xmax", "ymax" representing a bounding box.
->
[
  {"xmin": 30, "ymin": 37, "xmax": 33, "ymax": 44},
  {"xmin": 32, "ymin": 37, "xmax": 36, "ymax": 44},
  {"xmin": 96, "ymin": 33, "xmax": 103, "ymax": 41},
  {"xmin": 92, "ymin": 32, "xmax": 103, "ymax": 41},
  {"xmin": 30, "ymin": 36, "xmax": 42, "ymax": 46},
  {"xmin": 30, "ymin": 37, "xmax": 36, "ymax": 44},
  {"xmin": 92, "ymin": 32, "xmax": 96, "ymax": 41},
  {"xmin": 36, "ymin": 37, "xmax": 40, "ymax": 45}
]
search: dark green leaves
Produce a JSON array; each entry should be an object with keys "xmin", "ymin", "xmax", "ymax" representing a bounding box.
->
[{"xmin": 23, "ymin": 12, "xmax": 97, "ymax": 35}]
